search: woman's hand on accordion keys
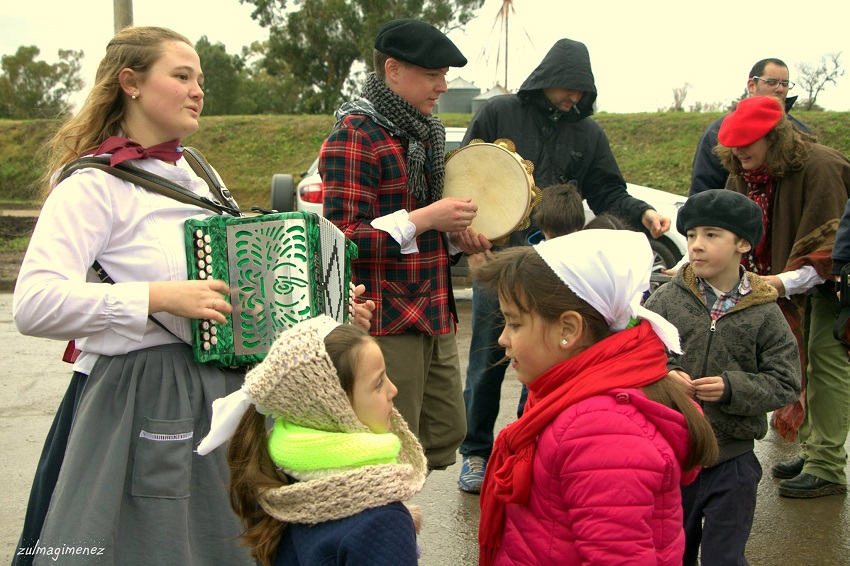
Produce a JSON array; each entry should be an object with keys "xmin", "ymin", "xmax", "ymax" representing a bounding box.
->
[
  {"xmin": 149, "ymin": 279, "xmax": 232, "ymax": 325},
  {"xmin": 349, "ymin": 283, "xmax": 376, "ymax": 331}
]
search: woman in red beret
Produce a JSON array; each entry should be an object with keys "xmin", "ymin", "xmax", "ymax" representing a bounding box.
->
[{"xmin": 716, "ymin": 95, "xmax": 850, "ymax": 499}]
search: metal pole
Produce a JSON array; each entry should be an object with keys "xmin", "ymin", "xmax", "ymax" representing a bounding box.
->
[
  {"xmin": 504, "ymin": 3, "xmax": 509, "ymax": 89},
  {"xmin": 113, "ymin": 0, "xmax": 134, "ymax": 33}
]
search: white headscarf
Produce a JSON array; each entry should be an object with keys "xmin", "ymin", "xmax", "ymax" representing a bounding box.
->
[{"xmin": 534, "ymin": 230, "xmax": 682, "ymax": 354}]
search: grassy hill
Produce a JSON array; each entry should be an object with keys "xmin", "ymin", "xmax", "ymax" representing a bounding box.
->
[{"xmin": 2, "ymin": 111, "xmax": 850, "ymax": 210}]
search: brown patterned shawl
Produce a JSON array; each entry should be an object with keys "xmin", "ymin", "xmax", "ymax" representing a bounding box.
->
[{"xmin": 726, "ymin": 143, "xmax": 850, "ymax": 440}]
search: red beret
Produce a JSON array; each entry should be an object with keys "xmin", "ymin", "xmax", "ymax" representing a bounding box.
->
[{"xmin": 718, "ymin": 96, "xmax": 783, "ymax": 147}]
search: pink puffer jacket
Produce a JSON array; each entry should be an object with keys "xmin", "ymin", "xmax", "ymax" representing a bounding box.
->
[{"xmin": 495, "ymin": 388, "xmax": 696, "ymax": 565}]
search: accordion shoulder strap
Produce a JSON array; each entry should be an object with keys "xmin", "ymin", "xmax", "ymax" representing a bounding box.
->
[
  {"xmin": 181, "ymin": 147, "xmax": 242, "ymax": 213},
  {"xmin": 56, "ymin": 153, "xmax": 241, "ymax": 216}
]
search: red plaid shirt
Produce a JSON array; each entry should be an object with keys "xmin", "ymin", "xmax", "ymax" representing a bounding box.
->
[{"xmin": 320, "ymin": 115, "xmax": 453, "ymax": 336}]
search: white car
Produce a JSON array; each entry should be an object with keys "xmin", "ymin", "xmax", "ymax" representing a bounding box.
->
[{"xmin": 270, "ymin": 126, "xmax": 687, "ymax": 273}]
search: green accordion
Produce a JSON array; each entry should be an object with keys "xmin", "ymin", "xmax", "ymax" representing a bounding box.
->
[{"xmin": 184, "ymin": 211, "xmax": 358, "ymax": 367}]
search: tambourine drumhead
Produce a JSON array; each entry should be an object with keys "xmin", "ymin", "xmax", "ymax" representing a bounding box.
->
[{"xmin": 443, "ymin": 143, "xmax": 534, "ymax": 241}]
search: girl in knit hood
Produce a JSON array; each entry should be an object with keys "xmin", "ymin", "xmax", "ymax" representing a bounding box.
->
[
  {"xmin": 476, "ymin": 230, "xmax": 718, "ymax": 566},
  {"xmin": 197, "ymin": 316, "xmax": 427, "ymax": 566}
]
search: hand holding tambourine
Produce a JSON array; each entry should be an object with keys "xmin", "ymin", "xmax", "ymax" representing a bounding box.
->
[{"xmin": 442, "ymin": 138, "xmax": 541, "ymax": 246}]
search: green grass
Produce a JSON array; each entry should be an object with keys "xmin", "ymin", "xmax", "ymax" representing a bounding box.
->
[
  {"xmin": 2, "ymin": 111, "xmax": 849, "ymax": 208},
  {"xmin": 0, "ymin": 236, "xmax": 31, "ymax": 252}
]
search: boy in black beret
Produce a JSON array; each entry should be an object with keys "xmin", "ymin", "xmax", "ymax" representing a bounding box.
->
[
  {"xmin": 318, "ymin": 19, "xmax": 489, "ymax": 471},
  {"xmin": 644, "ymin": 189, "xmax": 801, "ymax": 566}
]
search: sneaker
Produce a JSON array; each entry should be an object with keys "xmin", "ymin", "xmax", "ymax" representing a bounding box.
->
[
  {"xmin": 778, "ymin": 473, "xmax": 847, "ymax": 498},
  {"xmin": 458, "ymin": 455, "xmax": 487, "ymax": 494}
]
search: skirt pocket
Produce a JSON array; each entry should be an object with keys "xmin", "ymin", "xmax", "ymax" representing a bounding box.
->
[{"xmin": 131, "ymin": 417, "xmax": 194, "ymax": 499}]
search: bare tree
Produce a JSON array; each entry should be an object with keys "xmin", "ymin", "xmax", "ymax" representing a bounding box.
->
[
  {"xmin": 670, "ymin": 82, "xmax": 691, "ymax": 112},
  {"xmin": 796, "ymin": 52, "xmax": 844, "ymax": 111}
]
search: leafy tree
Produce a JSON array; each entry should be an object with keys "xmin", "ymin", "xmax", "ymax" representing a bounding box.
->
[
  {"xmin": 796, "ymin": 52, "xmax": 844, "ymax": 111},
  {"xmin": 195, "ymin": 36, "xmax": 247, "ymax": 116},
  {"xmin": 0, "ymin": 46, "xmax": 83, "ymax": 119},
  {"xmin": 240, "ymin": 41, "xmax": 305, "ymax": 114},
  {"xmin": 242, "ymin": 0, "xmax": 486, "ymax": 114}
]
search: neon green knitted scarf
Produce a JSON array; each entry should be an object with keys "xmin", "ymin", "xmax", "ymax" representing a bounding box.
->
[{"xmin": 268, "ymin": 419, "xmax": 401, "ymax": 476}]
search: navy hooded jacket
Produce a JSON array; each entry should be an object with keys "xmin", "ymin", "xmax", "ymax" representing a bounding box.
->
[{"xmin": 462, "ymin": 38, "xmax": 652, "ymax": 245}]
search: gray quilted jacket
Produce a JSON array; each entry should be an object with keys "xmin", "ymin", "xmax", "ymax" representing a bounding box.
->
[{"xmin": 644, "ymin": 264, "xmax": 802, "ymax": 464}]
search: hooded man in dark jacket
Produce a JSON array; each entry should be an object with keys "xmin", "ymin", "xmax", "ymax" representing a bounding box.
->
[{"xmin": 457, "ymin": 38, "xmax": 671, "ymax": 493}]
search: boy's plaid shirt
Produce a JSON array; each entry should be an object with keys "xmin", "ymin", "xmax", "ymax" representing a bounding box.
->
[
  {"xmin": 698, "ymin": 268, "xmax": 752, "ymax": 320},
  {"xmin": 320, "ymin": 115, "xmax": 453, "ymax": 336}
]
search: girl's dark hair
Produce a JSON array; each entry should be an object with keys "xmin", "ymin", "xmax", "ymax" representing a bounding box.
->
[
  {"xmin": 642, "ymin": 378, "xmax": 719, "ymax": 469},
  {"xmin": 474, "ymin": 246, "xmax": 719, "ymax": 470},
  {"xmin": 714, "ymin": 113, "xmax": 816, "ymax": 178},
  {"xmin": 227, "ymin": 323, "xmax": 374, "ymax": 565},
  {"xmin": 324, "ymin": 324, "xmax": 375, "ymax": 398}
]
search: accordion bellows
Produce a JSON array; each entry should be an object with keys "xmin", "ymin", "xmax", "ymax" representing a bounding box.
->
[{"xmin": 184, "ymin": 211, "xmax": 358, "ymax": 367}]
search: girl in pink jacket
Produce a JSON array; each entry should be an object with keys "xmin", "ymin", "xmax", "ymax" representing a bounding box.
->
[{"xmin": 476, "ymin": 230, "xmax": 718, "ymax": 566}]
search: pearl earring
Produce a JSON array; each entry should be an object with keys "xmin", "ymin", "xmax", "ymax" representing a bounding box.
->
[
  {"xmin": 131, "ymin": 92, "xmax": 138, "ymax": 100},
  {"xmin": 561, "ymin": 338, "xmax": 568, "ymax": 347}
]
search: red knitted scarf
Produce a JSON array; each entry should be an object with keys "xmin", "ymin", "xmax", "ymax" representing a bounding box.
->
[
  {"xmin": 741, "ymin": 164, "xmax": 776, "ymax": 275},
  {"xmin": 478, "ymin": 321, "xmax": 670, "ymax": 566}
]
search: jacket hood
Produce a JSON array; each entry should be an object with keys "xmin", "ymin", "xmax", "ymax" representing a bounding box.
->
[
  {"xmin": 518, "ymin": 38, "xmax": 597, "ymax": 121},
  {"xmin": 616, "ymin": 388, "xmax": 700, "ymax": 485}
]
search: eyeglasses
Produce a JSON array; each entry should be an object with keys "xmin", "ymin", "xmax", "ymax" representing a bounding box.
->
[{"xmin": 752, "ymin": 76, "xmax": 795, "ymax": 89}]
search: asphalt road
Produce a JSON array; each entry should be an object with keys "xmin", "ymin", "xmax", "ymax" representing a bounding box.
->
[{"xmin": 1, "ymin": 292, "xmax": 848, "ymax": 565}]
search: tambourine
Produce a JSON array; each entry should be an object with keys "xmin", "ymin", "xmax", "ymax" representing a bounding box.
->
[{"xmin": 443, "ymin": 138, "xmax": 541, "ymax": 245}]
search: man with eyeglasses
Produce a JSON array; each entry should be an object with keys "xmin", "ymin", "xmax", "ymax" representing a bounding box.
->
[{"xmin": 689, "ymin": 58, "xmax": 811, "ymax": 195}]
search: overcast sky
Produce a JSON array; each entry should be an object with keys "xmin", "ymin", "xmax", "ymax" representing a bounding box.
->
[{"xmin": 2, "ymin": 0, "xmax": 849, "ymax": 113}]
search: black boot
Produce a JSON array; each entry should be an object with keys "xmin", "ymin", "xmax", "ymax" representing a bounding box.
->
[
  {"xmin": 778, "ymin": 473, "xmax": 847, "ymax": 498},
  {"xmin": 771, "ymin": 456, "xmax": 805, "ymax": 479}
]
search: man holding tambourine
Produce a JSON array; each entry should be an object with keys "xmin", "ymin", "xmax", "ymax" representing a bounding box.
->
[{"xmin": 457, "ymin": 38, "xmax": 672, "ymax": 494}]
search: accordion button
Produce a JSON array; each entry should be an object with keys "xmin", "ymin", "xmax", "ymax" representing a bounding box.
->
[
  {"xmin": 202, "ymin": 321, "xmax": 210, "ymax": 330},
  {"xmin": 196, "ymin": 250, "xmax": 204, "ymax": 259},
  {"xmin": 196, "ymin": 239, "xmax": 203, "ymax": 248},
  {"xmin": 202, "ymin": 332, "xmax": 210, "ymax": 341},
  {"xmin": 204, "ymin": 234, "xmax": 211, "ymax": 243},
  {"xmin": 204, "ymin": 245, "xmax": 212, "ymax": 253},
  {"xmin": 195, "ymin": 229, "xmax": 203, "ymax": 238},
  {"xmin": 198, "ymin": 260, "xmax": 205, "ymax": 269},
  {"xmin": 205, "ymin": 265, "xmax": 213, "ymax": 274},
  {"xmin": 210, "ymin": 336, "xmax": 218, "ymax": 345},
  {"xmin": 202, "ymin": 341, "xmax": 210, "ymax": 351},
  {"xmin": 205, "ymin": 255, "xmax": 212, "ymax": 264},
  {"xmin": 199, "ymin": 271, "xmax": 207, "ymax": 279},
  {"xmin": 210, "ymin": 326, "xmax": 217, "ymax": 335}
]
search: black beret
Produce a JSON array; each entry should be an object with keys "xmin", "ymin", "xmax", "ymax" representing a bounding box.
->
[
  {"xmin": 374, "ymin": 18, "xmax": 467, "ymax": 69},
  {"xmin": 677, "ymin": 189, "xmax": 764, "ymax": 247}
]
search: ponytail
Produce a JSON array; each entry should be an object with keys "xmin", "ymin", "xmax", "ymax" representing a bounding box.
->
[
  {"xmin": 643, "ymin": 376, "xmax": 719, "ymax": 470},
  {"xmin": 227, "ymin": 407, "xmax": 288, "ymax": 566}
]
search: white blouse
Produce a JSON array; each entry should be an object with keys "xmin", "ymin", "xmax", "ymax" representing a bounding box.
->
[{"xmin": 13, "ymin": 156, "xmax": 225, "ymax": 374}]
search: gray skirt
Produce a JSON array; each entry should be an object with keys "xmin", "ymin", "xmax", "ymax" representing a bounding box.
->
[{"xmin": 34, "ymin": 344, "xmax": 253, "ymax": 566}]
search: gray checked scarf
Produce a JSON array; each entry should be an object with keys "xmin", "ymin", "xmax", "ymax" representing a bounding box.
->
[{"xmin": 334, "ymin": 72, "xmax": 446, "ymax": 202}]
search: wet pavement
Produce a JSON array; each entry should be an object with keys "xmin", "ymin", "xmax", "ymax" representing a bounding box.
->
[{"xmin": 0, "ymin": 292, "xmax": 848, "ymax": 565}]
